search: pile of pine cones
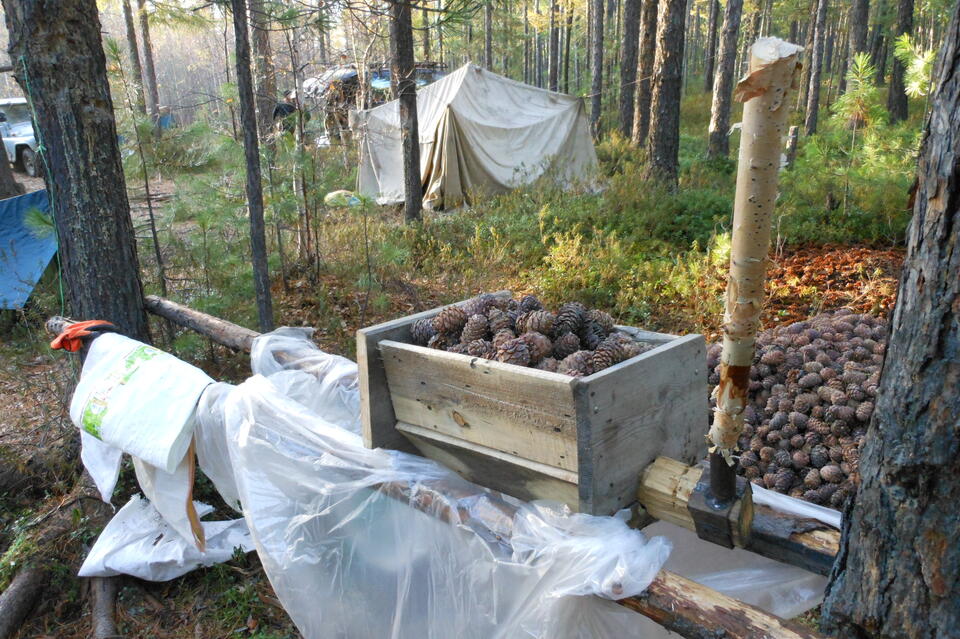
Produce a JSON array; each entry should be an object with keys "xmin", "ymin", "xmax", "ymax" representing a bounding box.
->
[
  {"xmin": 707, "ymin": 308, "xmax": 887, "ymax": 510},
  {"xmin": 410, "ymin": 292, "xmax": 655, "ymax": 376}
]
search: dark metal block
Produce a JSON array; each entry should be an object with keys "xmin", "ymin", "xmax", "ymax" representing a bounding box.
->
[{"xmin": 687, "ymin": 466, "xmax": 753, "ymax": 548}]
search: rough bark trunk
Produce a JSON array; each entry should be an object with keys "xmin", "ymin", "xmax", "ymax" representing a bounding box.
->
[
  {"xmin": 485, "ymin": 0, "xmax": 493, "ymax": 69},
  {"xmin": 90, "ymin": 577, "xmax": 119, "ymax": 639},
  {"xmin": 3, "ymin": 0, "xmax": 150, "ymax": 340},
  {"xmin": 549, "ymin": 0, "xmax": 560, "ymax": 90},
  {"xmin": 524, "ymin": 0, "xmax": 530, "ymax": 82},
  {"xmin": 137, "ymin": 0, "xmax": 160, "ymax": 118},
  {"xmin": 589, "ymin": 0, "xmax": 604, "ymax": 133},
  {"xmin": 804, "ymin": 0, "xmax": 829, "ymax": 135},
  {"xmin": 703, "ymin": 0, "xmax": 719, "ymax": 92},
  {"xmin": 231, "ymin": 0, "xmax": 274, "ymax": 332},
  {"xmin": 121, "ymin": 0, "xmax": 146, "ymax": 113},
  {"xmin": 887, "ymin": 0, "xmax": 914, "ymax": 122},
  {"xmin": 822, "ymin": 4, "xmax": 960, "ymax": 634},
  {"xmin": 619, "ymin": 0, "xmax": 640, "ymax": 136},
  {"xmin": 631, "ymin": 0, "xmax": 658, "ymax": 145},
  {"xmin": 390, "ymin": 0, "xmax": 423, "ymax": 222},
  {"xmin": 644, "ymin": 0, "xmax": 685, "ymax": 186},
  {"xmin": 848, "ymin": 0, "xmax": 870, "ymax": 68},
  {"xmin": 563, "ymin": 3, "xmax": 573, "ymax": 93},
  {"xmin": 422, "ymin": 2, "xmax": 431, "ymax": 59},
  {"xmin": 706, "ymin": 0, "xmax": 742, "ymax": 158},
  {"xmin": 0, "ymin": 152, "xmax": 23, "ymax": 199},
  {"xmin": 249, "ymin": 0, "xmax": 278, "ymax": 140}
]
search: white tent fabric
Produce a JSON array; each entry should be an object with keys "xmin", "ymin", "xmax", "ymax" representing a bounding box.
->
[{"xmin": 356, "ymin": 64, "xmax": 599, "ymax": 208}]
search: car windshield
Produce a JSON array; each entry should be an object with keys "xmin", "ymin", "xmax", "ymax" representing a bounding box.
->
[{"xmin": 1, "ymin": 103, "xmax": 31, "ymax": 124}]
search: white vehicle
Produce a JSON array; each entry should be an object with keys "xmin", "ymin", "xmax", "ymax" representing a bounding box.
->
[{"xmin": 0, "ymin": 97, "xmax": 41, "ymax": 177}]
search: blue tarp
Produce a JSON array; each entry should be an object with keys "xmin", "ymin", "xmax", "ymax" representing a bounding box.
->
[{"xmin": 0, "ymin": 189, "xmax": 56, "ymax": 309}]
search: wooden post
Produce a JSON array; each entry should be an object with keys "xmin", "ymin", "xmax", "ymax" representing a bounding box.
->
[{"xmin": 710, "ymin": 38, "xmax": 802, "ymax": 498}]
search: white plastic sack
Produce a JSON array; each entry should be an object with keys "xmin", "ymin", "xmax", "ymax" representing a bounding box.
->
[
  {"xmin": 80, "ymin": 430, "xmax": 123, "ymax": 504},
  {"xmin": 133, "ymin": 455, "xmax": 204, "ymax": 549},
  {"xmin": 211, "ymin": 374, "xmax": 673, "ymax": 638},
  {"xmin": 79, "ymin": 495, "xmax": 253, "ymax": 581},
  {"xmin": 70, "ymin": 333, "xmax": 213, "ymax": 472}
]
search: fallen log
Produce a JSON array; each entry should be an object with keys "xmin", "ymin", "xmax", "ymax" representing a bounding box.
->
[
  {"xmin": 129, "ymin": 300, "xmax": 831, "ymax": 638},
  {"xmin": 638, "ymin": 456, "xmax": 839, "ymax": 575},
  {"xmin": 90, "ymin": 576, "xmax": 120, "ymax": 639}
]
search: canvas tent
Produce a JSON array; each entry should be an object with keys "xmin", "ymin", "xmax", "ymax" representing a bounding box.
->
[{"xmin": 356, "ymin": 64, "xmax": 598, "ymax": 208}]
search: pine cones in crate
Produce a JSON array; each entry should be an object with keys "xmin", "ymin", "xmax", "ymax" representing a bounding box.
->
[{"xmin": 408, "ymin": 293, "xmax": 656, "ymax": 378}]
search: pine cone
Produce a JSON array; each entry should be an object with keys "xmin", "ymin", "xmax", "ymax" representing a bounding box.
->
[
  {"xmin": 461, "ymin": 293, "xmax": 498, "ymax": 317},
  {"xmin": 810, "ymin": 445, "xmax": 830, "ymax": 468},
  {"xmin": 518, "ymin": 294, "xmax": 543, "ymax": 313},
  {"xmin": 535, "ymin": 357, "xmax": 560, "ymax": 372},
  {"xmin": 427, "ymin": 333, "xmax": 453, "ymax": 350},
  {"xmin": 410, "ymin": 318, "xmax": 436, "ymax": 346},
  {"xmin": 739, "ymin": 451, "xmax": 759, "ymax": 467},
  {"xmin": 592, "ymin": 339, "xmax": 628, "ymax": 372},
  {"xmin": 774, "ymin": 449, "xmax": 792, "ymax": 468},
  {"xmin": 487, "ymin": 307, "xmax": 514, "ymax": 333},
  {"xmin": 803, "ymin": 468, "xmax": 822, "ymax": 489},
  {"xmin": 466, "ymin": 339, "xmax": 496, "ymax": 359},
  {"xmin": 792, "ymin": 450, "xmax": 810, "ymax": 469},
  {"xmin": 579, "ymin": 321, "xmax": 606, "ymax": 350},
  {"xmin": 553, "ymin": 302, "xmax": 586, "ymax": 336},
  {"xmin": 495, "ymin": 338, "xmax": 531, "ymax": 367},
  {"xmin": 460, "ymin": 314, "xmax": 489, "ymax": 343},
  {"xmin": 558, "ymin": 350, "xmax": 594, "ymax": 377},
  {"xmin": 433, "ymin": 306, "xmax": 467, "ymax": 335},
  {"xmin": 448, "ymin": 343, "xmax": 470, "ymax": 354},
  {"xmin": 820, "ymin": 464, "xmax": 844, "ymax": 483},
  {"xmin": 774, "ymin": 468, "xmax": 796, "ymax": 492},
  {"xmin": 553, "ymin": 332, "xmax": 581, "ymax": 359},
  {"xmin": 586, "ymin": 309, "xmax": 615, "ymax": 334},
  {"xmin": 519, "ymin": 332, "xmax": 553, "ymax": 364},
  {"xmin": 517, "ymin": 310, "xmax": 555, "ymax": 335},
  {"xmin": 855, "ymin": 401, "xmax": 874, "ymax": 422},
  {"xmin": 492, "ymin": 329, "xmax": 516, "ymax": 350}
]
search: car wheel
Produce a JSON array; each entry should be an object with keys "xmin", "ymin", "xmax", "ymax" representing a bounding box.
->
[{"xmin": 21, "ymin": 148, "xmax": 39, "ymax": 178}]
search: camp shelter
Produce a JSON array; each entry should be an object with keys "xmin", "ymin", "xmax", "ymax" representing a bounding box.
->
[{"xmin": 355, "ymin": 64, "xmax": 598, "ymax": 209}]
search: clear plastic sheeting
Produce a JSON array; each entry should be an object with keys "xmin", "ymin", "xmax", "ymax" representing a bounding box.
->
[{"xmin": 213, "ymin": 374, "xmax": 673, "ymax": 638}]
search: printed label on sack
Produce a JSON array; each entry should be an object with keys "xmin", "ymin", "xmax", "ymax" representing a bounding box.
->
[{"xmin": 80, "ymin": 344, "xmax": 161, "ymax": 439}]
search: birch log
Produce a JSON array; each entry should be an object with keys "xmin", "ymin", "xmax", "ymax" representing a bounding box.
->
[{"xmin": 710, "ymin": 39, "xmax": 802, "ymax": 461}]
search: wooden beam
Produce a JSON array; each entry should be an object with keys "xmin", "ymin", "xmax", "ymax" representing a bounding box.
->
[
  {"xmin": 143, "ymin": 295, "xmax": 258, "ymax": 352},
  {"xmin": 638, "ymin": 456, "xmax": 839, "ymax": 575}
]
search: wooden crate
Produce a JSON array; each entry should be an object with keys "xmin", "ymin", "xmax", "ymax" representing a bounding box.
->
[{"xmin": 358, "ymin": 295, "xmax": 708, "ymax": 515}]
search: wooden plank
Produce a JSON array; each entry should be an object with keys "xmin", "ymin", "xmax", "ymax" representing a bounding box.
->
[
  {"xmin": 576, "ymin": 334, "xmax": 709, "ymax": 515},
  {"xmin": 381, "ymin": 340, "xmax": 578, "ymax": 471},
  {"xmin": 637, "ymin": 456, "xmax": 840, "ymax": 576},
  {"xmin": 398, "ymin": 422, "xmax": 580, "ymax": 508},
  {"xmin": 357, "ymin": 291, "xmax": 510, "ymax": 452}
]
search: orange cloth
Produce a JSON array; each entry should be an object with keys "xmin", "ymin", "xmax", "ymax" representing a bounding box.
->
[{"xmin": 50, "ymin": 320, "xmax": 116, "ymax": 352}]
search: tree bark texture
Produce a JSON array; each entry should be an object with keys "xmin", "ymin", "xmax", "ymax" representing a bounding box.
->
[
  {"xmin": 231, "ymin": 0, "xmax": 275, "ymax": 332},
  {"xmin": 848, "ymin": 0, "xmax": 869, "ymax": 63},
  {"xmin": 804, "ymin": 0, "xmax": 829, "ymax": 135},
  {"xmin": 485, "ymin": 0, "xmax": 493, "ymax": 69},
  {"xmin": 644, "ymin": 0, "xmax": 685, "ymax": 186},
  {"xmin": 703, "ymin": 0, "xmax": 719, "ymax": 92},
  {"xmin": 549, "ymin": 0, "xmax": 560, "ymax": 90},
  {"xmin": 390, "ymin": 0, "xmax": 423, "ymax": 221},
  {"xmin": 422, "ymin": 2, "xmax": 431, "ymax": 60},
  {"xmin": 3, "ymin": 0, "xmax": 150, "ymax": 341},
  {"xmin": 706, "ymin": 0, "xmax": 743, "ymax": 158},
  {"xmin": 0, "ymin": 151, "xmax": 23, "ymax": 198},
  {"xmin": 121, "ymin": 0, "xmax": 146, "ymax": 113},
  {"xmin": 822, "ymin": 3, "xmax": 960, "ymax": 635},
  {"xmin": 249, "ymin": 0, "xmax": 278, "ymax": 140},
  {"xmin": 618, "ymin": 0, "xmax": 640, "ymax": 136},
  {"xmin": 589, "ymin": 0, "xmax": 604, "ymax": 133},
  {"xmin": 632, "ymin": 0, "xmax": 658, "ymax": 145},
  {"xmin": 887, "ymin": 0, "xmax": 914, "ymax": 122},
  {"xmin": 136, "ymin": 0, "xmax": 160, "ymax": 118}
]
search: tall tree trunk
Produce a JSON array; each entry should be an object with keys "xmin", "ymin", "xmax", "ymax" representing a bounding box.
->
[
  {"xmin": 619, "ymin": 0, "xmax": 640, "ymax": 136},
  {"xmin": 589, "ymin": 0, "xmax": 604, "ymax": 132},
  {"xmin": 804, "ymin": 0, "xmax": 829, "ymax": 135},
  {"xmin": 422, "ymin": 1, "xmax": 431, "ymax": 59},
  {"xmin": 549, "ymin": 0, "xmax": 560, "ymax": 89},
  {"xmin": 703, "ymin": 0, "xmax": 719, "ymax": 92},
  {"xmin": 644, "ymin": 0, "xmax": 685, "ymax": 185},
  {"xmin": 390, "ymin": 0, "xmax": 423, "ymax": 222},
  {"xmin": 136, "ymin": 0, "xmax": 160, "ymax": 118},
  {"xmin": 249, "ymin": 0, "xmax": 277, "ymax": 140},
  {"xmin": 887, "ymin": 0, "xmax": 914, "ymax": 122},
  {"xmin": 231, "ymin": 0, "xmax": 274, "ymax": 332},
  {"xmin": 485, "ymin": 0, "xmax": 493, "ymax": 69},
  {"xmin": 524, "ymin": 0, "xmax": 530, "ymax": 83},
  {"xmin": 563, "ymin": 2, "xmax": 573, "ymax": 92},
  {"xmin": 822, "ymin": 3, "xmax": 960, "ymax": 634},
  {"xmin": 0, "ymin": 151, "xmax": 23, "ymax": 199},
  {"xmin": 120, "ymin": 0, "xmax": 146, "ymax": 113},
  {"xmin": 706, "ymin": 0, "xmax": 742, "ymax": 158},
  {"xmin": 848, "ymin": 0, "xmax": 870, "ymax": 70},
  {"xmin": 3, "ymin": 0, "xmax": 149, "ymax": 339},
  {"xmin": 632, "ymin": 0, "xmax": 657, "ymax": 145}
]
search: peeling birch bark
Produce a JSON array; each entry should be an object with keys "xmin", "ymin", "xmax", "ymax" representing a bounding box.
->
[{"xmin": 710, "ymin": 38, "xmax": 802, "ymax": 461}]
